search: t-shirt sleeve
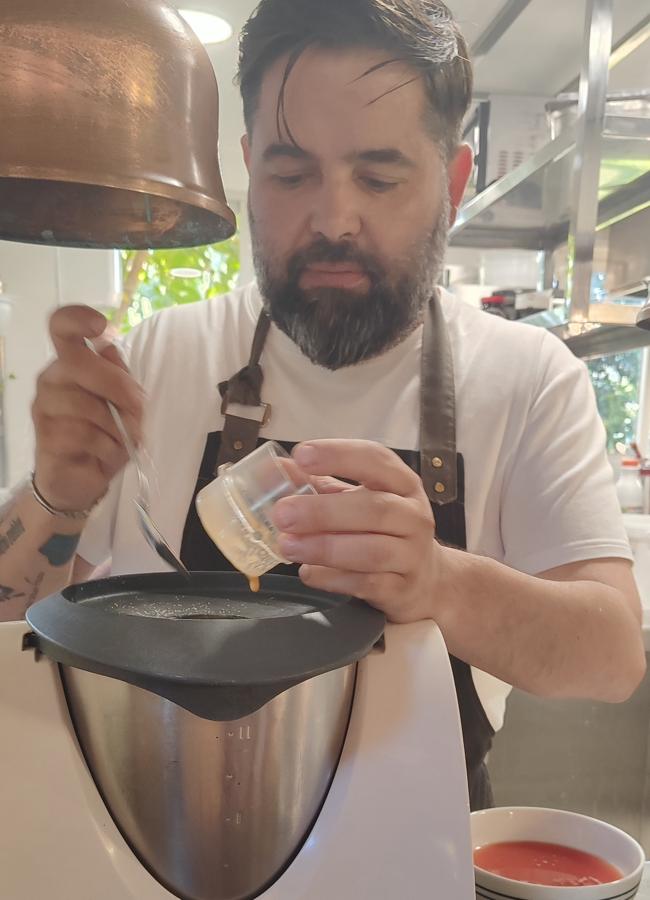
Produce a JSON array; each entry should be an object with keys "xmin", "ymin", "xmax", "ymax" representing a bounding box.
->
[{"xmin": 500, "ymin": 332, "xmax": 632, "ymax": 576}]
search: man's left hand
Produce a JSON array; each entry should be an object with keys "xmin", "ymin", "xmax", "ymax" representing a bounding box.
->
[{"xmin": 271, "ymin": 439, "xmax": 440, "ymax": 624}]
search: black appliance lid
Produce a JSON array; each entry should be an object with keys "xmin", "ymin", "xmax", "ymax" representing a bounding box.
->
[{"xmin": 25, "ymin": 573, "xmax": 385, "ymax": 720}]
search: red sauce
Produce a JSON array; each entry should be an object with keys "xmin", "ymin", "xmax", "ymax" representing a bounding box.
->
[{"xmin": 474, "ymin": 841, "xmax": 623, "ymax": 887}]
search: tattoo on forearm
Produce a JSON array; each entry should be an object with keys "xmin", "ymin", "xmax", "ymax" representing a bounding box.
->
[
  {"xmin": 26, "ymin": 572, "xmax": 46, "ymax": 603},
  {"xmin": 38, "ymin": 534, "xmax": 81, "ymax": 567},
  {"xmin": 0, "ymin": 584, "xmax": 25, "ymax": 603},
  {"xmin": 0, "ymin": 572, "xmax": 45, "ymax": 603},
  {"xmin": 0, "ymin": 518, "xmax": 26, "ymax": 556},
  {"xmin": 0, "ymin": 573, "xmax": 48, "ymax": 606}
]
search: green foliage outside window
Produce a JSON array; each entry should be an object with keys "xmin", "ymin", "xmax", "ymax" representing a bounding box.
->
[
  {"xmin": 118, "ymin": 235, "xmax": 240, "ymax": 334},
  {"xmin": 588, "ymin": 350, "xmax": 642, "ymax": 453}
]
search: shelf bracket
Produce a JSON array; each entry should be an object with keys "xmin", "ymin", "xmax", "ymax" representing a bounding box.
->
[{"xmin": 566, "ymin": 0, "xmax": 614, "ymax": 322}]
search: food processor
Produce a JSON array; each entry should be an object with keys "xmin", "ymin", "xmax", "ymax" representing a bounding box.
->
[{"xmin": 0, "ymin": 571, "xmax": 475, "ymax": 899}]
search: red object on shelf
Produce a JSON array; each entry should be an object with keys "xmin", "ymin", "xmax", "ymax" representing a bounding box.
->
[{"xmin": 482, "ymin": 295, "xmax": 508, "ymax": 306}]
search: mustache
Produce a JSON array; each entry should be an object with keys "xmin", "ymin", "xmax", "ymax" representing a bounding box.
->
[{"xmin": 287, "ymin": 239, "xmax": 385, "ymax": 284}]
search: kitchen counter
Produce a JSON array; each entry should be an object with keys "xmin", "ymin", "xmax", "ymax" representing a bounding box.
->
[{"xmin": 638, "ymin": 864, "xmax": 650, "ymax": 898}]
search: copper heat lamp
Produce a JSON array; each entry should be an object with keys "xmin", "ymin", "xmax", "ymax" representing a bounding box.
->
[{"xmin": 0, "ymin": 0, "xmax": 236, "ymax": 249}]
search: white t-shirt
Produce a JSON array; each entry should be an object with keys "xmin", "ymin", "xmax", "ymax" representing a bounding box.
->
[{"xmin": 78, "ymin": 283, "xmax": 632, "ymax": 731}]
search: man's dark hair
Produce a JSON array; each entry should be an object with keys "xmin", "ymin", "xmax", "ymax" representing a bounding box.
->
[{"xmin": 237, "ymin": 0, "xmax": 473, "ymax": 159}]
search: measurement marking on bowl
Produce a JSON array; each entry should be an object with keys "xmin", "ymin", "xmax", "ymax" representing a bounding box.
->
[{"xmin": 239, "ymin": 726, "xmax": 252, "ymax": 741}]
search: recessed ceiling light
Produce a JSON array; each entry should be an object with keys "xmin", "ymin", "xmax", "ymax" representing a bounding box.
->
[{"xmin": 179, "ymin": 9, "xmax": 233, "ymax": 45}]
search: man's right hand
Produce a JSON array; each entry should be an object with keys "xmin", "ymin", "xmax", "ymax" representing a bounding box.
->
[{"xmin": 31, "ymin": 305, "xmax": 144, "ymax": 514}]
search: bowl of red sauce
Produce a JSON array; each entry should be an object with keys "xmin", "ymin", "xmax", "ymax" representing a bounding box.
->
[{"xmin": 472, "ymin": 807, "xmax": 645, "ymax": 899}]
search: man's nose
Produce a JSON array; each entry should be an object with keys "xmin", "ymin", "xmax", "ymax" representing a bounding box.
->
[{"xmin": 309, "ymin": 178, "xmax": 362, "ymax": 243}]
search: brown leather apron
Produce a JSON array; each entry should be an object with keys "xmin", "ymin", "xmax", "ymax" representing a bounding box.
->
[{"xmin": 180, "ymin": 291, "xmax": 495, "ymax": 811}]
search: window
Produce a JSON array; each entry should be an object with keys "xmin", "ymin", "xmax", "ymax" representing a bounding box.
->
[
  {"xmin": 588, "ymin": 350, "xmax": 643, "ymax": 453},
  {"xmin": 118, "ymin": 235, "xmax": 240, "ymax": 333}
]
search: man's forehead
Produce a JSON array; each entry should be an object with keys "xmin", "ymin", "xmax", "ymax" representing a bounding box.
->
[{"xmin": 257, "ymin": 45, "xmax": 426, "ymax": 122}]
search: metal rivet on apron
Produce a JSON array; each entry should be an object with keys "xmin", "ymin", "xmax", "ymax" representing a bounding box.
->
[
  {"xmin": 432, "ymin": 457, "xmax": 444, "ymax": 469},
  {"xmin": 434, "ymin": 482, "xmax": 446, "ymax": 495},
  {"xmin": 233, "ymin": 440, "xmax": 244, "ymax": 451}
]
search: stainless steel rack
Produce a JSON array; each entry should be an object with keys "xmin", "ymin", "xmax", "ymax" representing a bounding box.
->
[{"xmin": 450, "ymin": 0, "xmax": 650, "ymax": 359}]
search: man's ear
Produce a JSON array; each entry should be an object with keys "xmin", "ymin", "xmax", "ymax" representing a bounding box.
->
[
  {"xmin": 242, "ymin": 134, "xmax": 251, "ymax": 173},
  {"xmin": 447, "ymin": 143, "xmax": 473, "ymax": 227}
]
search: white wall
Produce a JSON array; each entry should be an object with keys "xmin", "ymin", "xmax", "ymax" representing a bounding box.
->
[
  {"xmin": 1, "ymin": 241, "xmax": 58, "ymax": 488},
  {"xmin": 0, "ymin": 242, "xmax": 118, "ymax": 488},
  {"xmin": 444, "ymin": 247, "xmax": 542, "ymax": 309}
]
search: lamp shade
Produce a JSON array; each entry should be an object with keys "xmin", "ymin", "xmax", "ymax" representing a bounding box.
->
[{"xmin": 0, "ymin": 0, "xmax": 236, "ymax": 249}]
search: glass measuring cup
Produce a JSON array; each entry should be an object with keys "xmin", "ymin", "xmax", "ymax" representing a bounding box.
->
[{"xmin": 195, "ymin": 442, "xmax": 317, "ymax": 580}]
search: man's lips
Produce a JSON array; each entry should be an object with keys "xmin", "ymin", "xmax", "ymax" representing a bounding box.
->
[{"xmin": 299, "ymin": 264, "xmax": 370, "ymax": 290}]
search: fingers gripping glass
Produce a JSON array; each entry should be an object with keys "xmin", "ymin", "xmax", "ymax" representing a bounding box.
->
[{"xmin": 196, "ymin": 442, "xmax": 317, "ymax": 580}]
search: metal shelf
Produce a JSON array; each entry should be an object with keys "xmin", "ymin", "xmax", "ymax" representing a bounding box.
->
[
  {"xmin": 445, "ymin": 0, "xmax": 650, "ymax": 359},
  {"xmin": 450, "ymin": 115, "xmax": 650, "ymax": 251},
  {"xmin": 518, "ymin": 302, "xmax": 650, "ymax": 360}
]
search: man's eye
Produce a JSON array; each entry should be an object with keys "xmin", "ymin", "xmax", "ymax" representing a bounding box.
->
[
  {"xmin": 361, "ymin": 177, "xmax": 399, "ymax": 193},
  {"xmin": 273, "ymin": 174, "xmax": 307, "ymax": 188}
]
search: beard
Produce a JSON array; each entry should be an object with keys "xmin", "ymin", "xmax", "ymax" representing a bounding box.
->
[{"xmin": 250, "ymin": 195, "xmax": 450, "ymax": 371}]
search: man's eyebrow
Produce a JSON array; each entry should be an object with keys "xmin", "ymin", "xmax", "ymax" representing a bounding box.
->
[
  {"xmin": 349, "ymin": 148, "xmax": 416, "ymax": 167},
  {"xmin": 261, "ymin": 144, "xmax": 415, "ymax": 168},
  {"xmin": 262, "ymin": 143, "xmax": 314, "ymax": 163}
]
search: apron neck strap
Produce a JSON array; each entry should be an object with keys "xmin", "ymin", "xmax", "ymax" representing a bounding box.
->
[
  {"xmin": 420, "ymin": 291, "xmax": 458, "ymax": 504},
  {"xmin": 215, "ymin": 311, "xmax": 271, "ymax": 472},
  {"xmin": 215, "ymin": 295, "xmax": 459, "ymax": 504},
  {"xmin": 249, "ymin": 309, "xmax": 272, "ymax": 368}
]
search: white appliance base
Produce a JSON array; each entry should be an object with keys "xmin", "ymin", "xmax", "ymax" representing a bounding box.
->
[{"xmin": 0, "ymin": 620, "xmax": 474, "ymax": 899}]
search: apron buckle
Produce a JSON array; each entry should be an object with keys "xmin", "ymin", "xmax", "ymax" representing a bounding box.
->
[{"xmin": 221, "ymin": 399, "xmax": 272, "ymax": 427}]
